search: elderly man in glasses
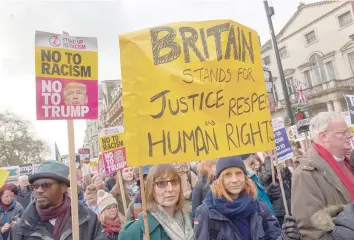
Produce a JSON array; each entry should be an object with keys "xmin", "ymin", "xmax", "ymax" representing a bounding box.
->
[
  {"xmin": 9, "ymin": 161, "xmax": 105, "ymax": 240},
  {"xmin": 291, "ymin": 112, "xmax": 354, "ymax": 240}
]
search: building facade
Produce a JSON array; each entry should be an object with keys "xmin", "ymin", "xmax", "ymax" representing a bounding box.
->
[
  {"xmin": 100, "ymin": 80, "xmax": 123, "ymax": 128},
  {"xmin": 83, "ymin": 80, "xmax": 121, "ymax": 158},
  {"xmin": 262, "ymin": 1, "xmax": 354, "ymax": 121}
]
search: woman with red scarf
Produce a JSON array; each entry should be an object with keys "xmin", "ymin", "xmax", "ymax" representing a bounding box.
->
[
  {"xmin": 0, "ymin": 183, "xmax": 23, "ymax": 240},
  {"xmin": 97, "ymin": 190, "xmax": 125, "ymax": 240}
]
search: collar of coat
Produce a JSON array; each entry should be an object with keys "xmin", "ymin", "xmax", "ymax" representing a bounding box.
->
[
  {"xmin": 18, "ymin": 200, "xmax": 90, "ymax": 233},
  {"xmin": 311, "ymin": 205, "xmax": 345, "ymax": 232}
]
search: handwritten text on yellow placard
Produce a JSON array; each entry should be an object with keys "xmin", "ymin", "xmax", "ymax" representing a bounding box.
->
[{"xmin": 120, "ymin": 20, "xmax": 275, "ymax": 166}]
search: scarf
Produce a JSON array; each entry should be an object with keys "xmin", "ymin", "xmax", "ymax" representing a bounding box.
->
[
  {"xmin": 101, "ymin": 217, "xmax": 122, "ymax": 236},
  {"xmin": 210, "ymin": 192, "xmax": 257, "ymax": 240},
  {"xmin": 313, "ymin": 143, "xmax": 354, "ymax": 201},
  {"xmin": 125, "ymin": 182, "xmax": 139, "ymax": 201},
  {"xmin": 150, "ymin": 205, "xmax": 195, "ymax": 240},
  {"xmin": 36, "ymin": 193, "xmax": 71, "ymax": 240}
]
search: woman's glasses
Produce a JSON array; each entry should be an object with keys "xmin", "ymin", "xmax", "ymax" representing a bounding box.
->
[{"xmin": 154, "ymin": 178, "xmax": 179, "ymax": 189}]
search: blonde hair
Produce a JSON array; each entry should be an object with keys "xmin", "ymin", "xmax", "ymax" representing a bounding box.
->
[
  {"xmin": 64, "ymin": 82, "xmax": 87, "ymax": 92},
  {"xmin": 211, "ymin": 168, "xmax": 257, "ymax": 202},
  {"xmin": 99, "ymin": 203, "xmax": 125, "ymax": 224},
  {"xmin": 197, "ymin": 159, "xmax": 217, "ymax": 181},
  {"xmin": 145, "ymin": 164, "xmax": 184, "ymax": 211}
]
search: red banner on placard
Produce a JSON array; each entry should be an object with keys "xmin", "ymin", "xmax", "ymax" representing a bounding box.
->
[{"xmin": 102, "ymin": 147, "xmax": 127, "ymax": 175}]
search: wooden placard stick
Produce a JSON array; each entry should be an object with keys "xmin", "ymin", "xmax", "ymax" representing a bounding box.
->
[
  {"xmin": 117, "ymin": 170, "xmax": 128, "ymax": 216},
  {"xmin": 139, "ymin": 166, "xmax": 150, "ymax": 240},
  {"xmin": 270, "ymin": 150, "xmax": 276, "ymax": 184},
  {"xmin": 274, "ymin": 154, "xmax": 290, "ymax": 216},
  {"xmin": 67, "ymin": 120, "xmax": 80, "ymax": 240}
]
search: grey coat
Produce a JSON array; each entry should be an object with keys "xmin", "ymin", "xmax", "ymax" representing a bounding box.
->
[{"xmin": 311, "ymin": 204, "xmax": 354, "ymax": 240}]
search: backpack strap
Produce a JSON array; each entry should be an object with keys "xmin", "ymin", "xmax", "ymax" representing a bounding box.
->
[{"xmin": 208, "ymin": 218, "xmax": 220, "ymax": 240}]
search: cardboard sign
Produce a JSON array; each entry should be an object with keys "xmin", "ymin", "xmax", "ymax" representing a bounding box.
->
[
  {"xmin": 35, "ymin": 31, "xmax": 98, "ymax": 120},
  {"xmin": 19, "ymin": 164, "xmax": 33, "ymax": 176},
  {"xmin": 272, "ymin": 118, "xmax": 293, "ymax": 162},
  {"xmin": 102, "ymin": 147, "xmax": 127, "ymax": 175},
  {"xmin": 119, "ymin": 20, "xmax": 274, "ymax": 166}
]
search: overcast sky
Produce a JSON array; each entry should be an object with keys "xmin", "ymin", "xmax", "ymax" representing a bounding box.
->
[{"xmin": 0, "ymin": 0, "xmax": 318, "ymax": 160}]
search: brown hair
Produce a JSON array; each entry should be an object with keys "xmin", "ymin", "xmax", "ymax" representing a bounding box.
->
[
  {"xmin": 197, "ymin": 159, "xmax": 217, "ymax": 181},
  {"xmin": 211, "ymin": 168, "xmax": 257, "ymax": 202},
  {"xmin": 145, "ymin": 164, "xmax": 184, "ymax": 211}
]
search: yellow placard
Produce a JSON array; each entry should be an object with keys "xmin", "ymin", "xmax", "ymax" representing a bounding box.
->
[
  {"xmin": 35, "ymin": 47, "xmax": 98, "ymax": 80},
  {"xmin": 120, "ymin": 20, "xmax": 275, "ymax": 166},
  {"xmin": 0, "ymin": 169, "xmax": 9, "ymax": 187},
  {"xmin": 99, "ymin": 133, "xmax": 125, "ymax": 153}
]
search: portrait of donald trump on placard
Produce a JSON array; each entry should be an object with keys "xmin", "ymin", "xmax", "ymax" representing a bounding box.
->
[{"xmin": 63, "ymin": 82, "xmax": 88, "ymax": 105}]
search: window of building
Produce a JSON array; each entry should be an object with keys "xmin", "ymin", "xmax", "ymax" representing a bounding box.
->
[
  {"xmin": 348, "ymin": 52, "xmax": 354, "ymax": 74},
  {"xmin": 279, "ymin": 46, "xmax": 288, "ymax": 59},
  {"xmin": 310, "ymin": 54, "xmax": 327, "ymax": 84},
  {"xmin": 325, "ymin": 61, "xmax": 335, "ymax": 80},
  {"xmin": 303, "ymin": 70, "xmax": 313, "ymax": 87},
  {"xmin": 262, "ymin": 56, "xmax": 271, "ymax": 65},
  {"xmin": 338, "ymin": 11, "xmax": 353, "ymax": 28},
  {"xmin": 286, "ymin": 77, "xmax": 295, "ymax": 94},
  {"xmin": 305, "ymin": 30, "xmax": 317, "ymax": 45}
]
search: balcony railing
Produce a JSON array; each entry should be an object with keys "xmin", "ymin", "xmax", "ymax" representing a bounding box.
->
[{"xmin": 279, "ymin": 77, "xmax": 354, "ymax": 106}]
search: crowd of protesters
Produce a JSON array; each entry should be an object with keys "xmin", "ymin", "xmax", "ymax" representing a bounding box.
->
[{"xmin": 0, "ymin": 111, "xmax": 352, "ymax": 239}]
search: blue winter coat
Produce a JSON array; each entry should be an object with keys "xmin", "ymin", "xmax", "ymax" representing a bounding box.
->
[{"xmin": 194, "ymin": 196, "xmax": 284, "ymax": 240}]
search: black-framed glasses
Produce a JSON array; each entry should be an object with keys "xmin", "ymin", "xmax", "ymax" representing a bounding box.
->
[
  {"xmin": 154, "ymin": 178, "xmax": 179, "ymax": 189},
  {"xmin": 30, "ymin": 182, "xmax": 57, "ymax": 191}
]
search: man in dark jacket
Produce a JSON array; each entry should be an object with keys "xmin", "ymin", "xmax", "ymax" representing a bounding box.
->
[
  {"xmin": 16, "ymin": 175, "xmax": 32, "ymax": 210},
  {"xmin": 9, "ymin": 161, "xmax": 105, "ymax": 240}
]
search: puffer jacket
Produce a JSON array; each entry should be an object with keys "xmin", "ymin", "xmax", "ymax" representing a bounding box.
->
[
  {"xmin": 8, "ymin": 201, "xmax": 106, "ymax": 240},
  {"xmin": 311, "ymin": 204, "xmax": 354, "ymax": 240},
  {"xmin": 194, "ymin": 193, "xmax": 284, "ymax": 240},
  {"xmin": 0, "ymin": 201, "xmax": 23, "ymax": 240}
]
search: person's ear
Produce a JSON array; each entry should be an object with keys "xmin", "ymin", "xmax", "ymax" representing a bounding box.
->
[{"xmin": 60, "ymin": 183, "xmax": 69, "ymax": 194}]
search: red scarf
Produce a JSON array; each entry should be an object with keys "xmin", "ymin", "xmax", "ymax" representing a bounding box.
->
[
  {"xmin": 313, "ymin": 143, "xmax": 354, "ymax": 201},
  {"xmin": 36, "ymin": 193, "xmax": 71, "ymax": 240},
  {"xmin": 100, "ymin": 217, "xmax": 122, "ymax": 236}
]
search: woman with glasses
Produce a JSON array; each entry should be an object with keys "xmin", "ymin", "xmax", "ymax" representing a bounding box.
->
[
  {"xmin": 119, "ymin": 164, "xmax": 195, "ymax": 240},
  {"xmin": 0, "ymin": 183, "xmax": 23, "ymax": 240},
  {"xmin": 97, "ymin": 190, "xmax": 125, "ymax": 240}
]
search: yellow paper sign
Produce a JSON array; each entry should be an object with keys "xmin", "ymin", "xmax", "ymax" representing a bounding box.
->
[
  {"xmin": 0, "ymin": 169, "xmax": 10, "ymax": 187},
  {"xmin": 99, "ymin": 133, "xmax": 125, "ymax": 153},
  {"xmin": 120, "ymin": 20, "xmax": 275, "ymax": 166}
]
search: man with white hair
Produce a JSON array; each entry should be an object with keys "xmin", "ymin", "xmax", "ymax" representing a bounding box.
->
[
  {"xmin": 291, "ymin": 112, "xmax": 354, "ymax": 239},
  {"xmin": 16, "ymin": 175, "xmax": 32, "ymax": 209}
]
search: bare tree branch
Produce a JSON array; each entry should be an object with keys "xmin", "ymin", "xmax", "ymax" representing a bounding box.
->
[{"xmin": 0, "ymin": 111, "xmax": 49, "ymax": 166}]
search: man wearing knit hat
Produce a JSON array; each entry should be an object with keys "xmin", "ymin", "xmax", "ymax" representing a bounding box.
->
[{"xmin": 9, "ymin": 161, "xmax": 105, "ymax": 240}]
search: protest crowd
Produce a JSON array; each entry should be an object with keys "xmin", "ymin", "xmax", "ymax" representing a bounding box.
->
[{"xmin": 0, "ymin": 111, "xmax": 352, "ymax": 240}]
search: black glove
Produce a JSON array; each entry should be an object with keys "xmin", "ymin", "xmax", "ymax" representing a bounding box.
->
[
  {"xmin": 282, "ymin": 215, "xmax": 301, "ymax": 240},
  {"xmin": 268, "ymin": 183, "xmax": 281, "ymax": 201}
]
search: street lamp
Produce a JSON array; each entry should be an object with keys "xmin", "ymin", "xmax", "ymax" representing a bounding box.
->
[{"xmin": 263, "ymin": 0, "xmax": 295, "ymax": 125}]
